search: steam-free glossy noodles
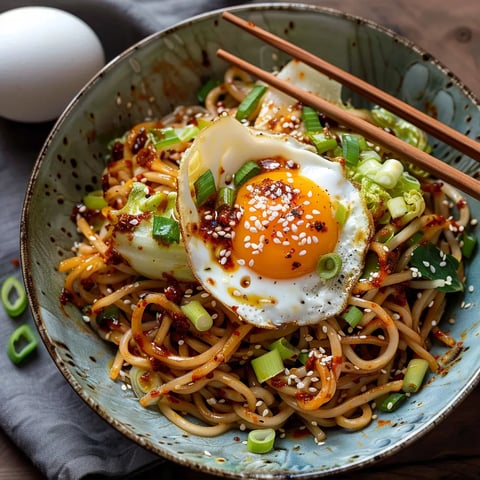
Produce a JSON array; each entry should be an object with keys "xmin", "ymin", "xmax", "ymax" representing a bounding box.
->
[{"xmin": 59, "ymin": 62, "xmax": 476, "ymax": 444}]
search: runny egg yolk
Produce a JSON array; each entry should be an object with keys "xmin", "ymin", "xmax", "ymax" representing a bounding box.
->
[{"xmin": 232, "ymin": 169, "xmax": 339, "ymax": 279}]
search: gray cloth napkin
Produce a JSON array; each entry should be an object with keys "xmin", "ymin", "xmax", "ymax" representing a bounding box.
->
[
  {"xmin": 0, "ymin": 1, "xmax": 240, "ymax": 479},
  {"xmin": 1, "ymin": 1, "xmax": 480, "ymax": 479}
]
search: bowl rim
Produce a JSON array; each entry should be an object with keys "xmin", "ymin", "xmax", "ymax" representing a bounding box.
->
[{"xmin": 20, "ymin": 3, "xmax": 480, "ymax": 479}]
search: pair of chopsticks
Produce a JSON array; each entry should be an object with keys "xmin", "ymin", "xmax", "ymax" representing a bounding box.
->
[{"xmin": 217, "ymin": 12, "xmax": 480, "ymax": 201}]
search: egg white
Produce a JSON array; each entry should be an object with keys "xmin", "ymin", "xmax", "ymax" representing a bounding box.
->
[{"xmin": 177, "ymin": 116, "xmax": 372, "ymax": 328}]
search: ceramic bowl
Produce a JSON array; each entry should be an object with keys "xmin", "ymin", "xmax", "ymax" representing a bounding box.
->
[{"xmin": 21, "ymin": 3, "xmax": 480, "ymax": 479}]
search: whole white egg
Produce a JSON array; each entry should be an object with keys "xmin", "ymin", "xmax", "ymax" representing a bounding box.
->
[{"xmin": 0, "ymin": 7, "xmax": 105, "ymax": 123}]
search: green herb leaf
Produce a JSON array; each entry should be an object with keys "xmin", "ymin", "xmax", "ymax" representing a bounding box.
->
[{"xmin": 409, "ymin": 243, "xmax": 463, "ymax": 292}]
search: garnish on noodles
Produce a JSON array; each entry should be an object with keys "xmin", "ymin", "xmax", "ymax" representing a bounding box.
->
[{"xmin": 59, "ymin": 60, "xmax": 477, "ymax": 444}]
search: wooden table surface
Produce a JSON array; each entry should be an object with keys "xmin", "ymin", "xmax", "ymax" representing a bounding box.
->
[{"xmin": 1, "ymin": 0, "xmax": 479, "ymax": 479}]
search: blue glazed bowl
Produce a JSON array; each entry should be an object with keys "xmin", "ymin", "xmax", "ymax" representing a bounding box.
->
[{"xmin": 21, "ymin": 3, "xmax": 480, "ymax": 478}]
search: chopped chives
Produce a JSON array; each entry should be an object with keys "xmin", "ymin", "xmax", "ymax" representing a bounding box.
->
[
  {"xmin": 194, "ymin": 169, "xmax": 216, "ymax": 206},
  {"xmin": 247, "ymin": 428, "xmax": 276, "ymax": 454},
  {"xmin": 181, "ymin": 300, "xmax": 213, "ymax": 331},
  {"xmin": 251, "ymin": 348, "xmax": 284, "ymax": 383},
  {"xmin": 402, "ymin": 358, "xmax": 429, "ymax": 393},
  {"xmin": 83, "ymin": 190, "xmax": 108, "ymax": 210},
  {"xmin": 301, "ymin": 105, "xmax": 322, "ymax": 132},
  {"xmin": 235, "ymin": 85, "xmax": 267, "ymax": 121},
  {"xmin": 152, "ymin": 215, "xmax": 180, "ymax": 244},
  {"xmin": 234, "ymin": 160, "xmax": 261, "ymax": 188},
  {"xmin": 268, "ymin": 337, "xmax": 299, "ymax": 361},
  {"xmin": 341, "ymin": 306, "xmax": 363, "ymax": 328},
  {"xmin": 379, "ymin": 392, "xmax": 407, "ymax": 413},
  {"xmin": 316, "ymin": 253, "xmax": 342, "ymax": 281}
]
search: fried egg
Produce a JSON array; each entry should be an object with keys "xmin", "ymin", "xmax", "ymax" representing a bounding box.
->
[{"xmin": 177, "ymin": 116, "xmax": 372, "ymax": 328}]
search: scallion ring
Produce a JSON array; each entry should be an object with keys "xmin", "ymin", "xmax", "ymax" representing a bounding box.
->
[
  {"xmin": 234, "ymin": 160, "xmax": 261, "ymax": 188},
  {"xmin": 181, "ymin": 300, "xmax": 213, "ymax": 332},
  {"xmin": 1, "ymin": 276, "xmax": 28, "ymax": 318},
  {"xmin": 194, "ymin": 169, "xmax": 216, "ymax": 206},
  {"xmin": 235, "ymin": 84, "xmax": 267, "ymax": 121},
  {"xmin": 247, "ymin": 428, "xmax": 276, "ymax": 454},
  {"xmin": 83, "ymin": 190, "xmax": 108, "ymax": 210},
  {"xmin": 152, "ymin": 215, "xmax": 180, "ymax": 244},
  {"xmin": 7, "ymin": 324, "xmax": 38, "ymax": 364},
  {"xmin": 402, "ymin": 358, "xmax": 429, "ymax": 393},
  {"xmin": 316, "ymin": 253, "xmax": 342, "ymax": 281},
  {"xmin": 251, "ymin": 348, "xmax": 284, "ymax": 384}
]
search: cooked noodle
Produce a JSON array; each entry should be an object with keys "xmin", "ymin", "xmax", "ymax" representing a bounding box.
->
[{"xmin": 58, "ymin": 67, "xmax": 474, "ymax": 443}]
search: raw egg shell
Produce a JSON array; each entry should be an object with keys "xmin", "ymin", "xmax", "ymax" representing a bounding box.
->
[{"xmin": 0, "ymin": 7, "xmax": 105, "ymax": 123}]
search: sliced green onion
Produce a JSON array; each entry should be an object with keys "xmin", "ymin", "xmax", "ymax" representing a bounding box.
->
[
  {"xmin": 251, "ymin": 348, "xmax": 284, "ymax": 383},
  {"xmin": 247, "ymin": 428, "xmax": 276, "ymax": 454},
  {"xmin": 356, "ymin": 158, "xmax": 382, "ymax": 179},
  {"xmin": 334, "ymin": 202, "xmax": 348, "ymax": 226},
  {"xmin": 374, "ymin": 224, "xmax": 396, "ymax": 244},
  {"xmin": 234, "ymin": 160, "xmax": 261, "ymax": 188},
  {"xmin": 83, "ymin": 190, "xmax": 108, "ymax": 210},
  {"xmin": 402, "ymin": 358, "xmax": 429, "ymax": 393},
  {"xmin": 176, "ymin": 124, "xmax": 200, "ymax": 143},
  {"xmin": 387, "ymin": 196, "xmax": 408, "ymax": 219},
  {"xmin": 97, "ymin": 304, "xmax": 120, "ymax": 326},
  {"xmin": 406, "ymin": 231, "xmax": 423, "ymax": 248},
  {"xmin": 342, "ymin": 134, "xmax": 360, "ymax": 167},
  {"xmin": 1, "ymin": 276, "xmax": 27, "ymax": 318},
  {"xmin": 235, "ymin": 85, "xmax": 268, "ymax": 121},
  {"xmin": 341, "ymin": 306, "xmax": 363, "ymax": 328},
  {"xmin": 181, "ymin": 300, "xmax": 213, "ymax": 331},
  {"xmin": 268, "ymin": 337, "xmax": 299, "ymax": 361},
  {"xmin": 361, "ymin": 251, "xmax": 380, "ymax": 281},
  {"xmin": 373, "ymin": 159, "xmax": 404, "ymax": 189},
  {"xmin": 196, "ymin": 79, "xmax": 222, "ymax": 104},
  {"xmin": 151, "ymin": 127, "xmax": 180, "ymax": 150},
  {"xmin": 215, "ymin": 186, "xmax": 236, "ymax": 210},
  {"xmin": 194, "ymin": 169, "xmax": 216, "ymax": 206},
  {"xmin": 297, "ymin": 351, "xmax": 309, "ymax": 365},
  {"xmin": 130, "ymin": 366, "xmax": 162, "ymax": 398},
  {"xmin": 379, "ymin": 392, "xmax": 407, "ymax": 413},
  {"xmin": 460, "ymin": 232, "xmax": 477, "ymax": 259},
  {"xmin": 197, "ymin": 117, "xmax": 213, "ymax": 130},
  {"xmin": 316, "ymin": 253, "xmax": 342, "ymax": 281},
  {"xmin": 308, "ymin": 132, "xmax": 338, "ymax": 154},
  {"xmin": 141, "ymin": 191, "xmax": 167, "ymax": 212},
  {"xmin": 7, "ymin": 324, "xmax": 38, "ymax": 364},
  {"xmin": 152, "ymin": 215, "xmax": 180, "ymax": 244},
  {"xmin": 302, "ymin": 106, "xmax": 322, "ymax": 132}
]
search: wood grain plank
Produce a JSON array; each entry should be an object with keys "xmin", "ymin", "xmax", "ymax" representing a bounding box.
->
[{"xmin": 1, "ymin": 0, "xmax": 479, "ymax": 479}]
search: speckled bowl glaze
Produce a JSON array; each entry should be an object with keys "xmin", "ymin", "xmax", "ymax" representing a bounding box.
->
[{"xmin": 21, "ymin": 3, "xmax": 480, "ymax": 479}]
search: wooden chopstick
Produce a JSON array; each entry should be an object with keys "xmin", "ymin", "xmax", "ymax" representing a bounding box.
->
[
  {"xmin": 216, "ymin": 48, "xmax": 480, "ymax": 200},
  {"xmin": 222, "ymin": 11, "xmax": 480, "ymax": 164}
]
